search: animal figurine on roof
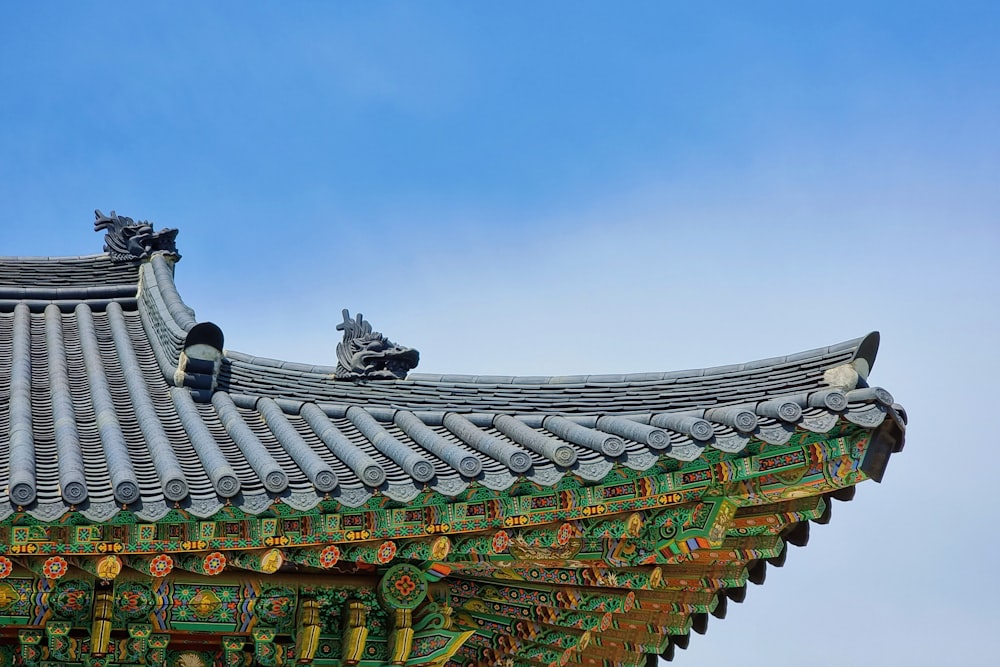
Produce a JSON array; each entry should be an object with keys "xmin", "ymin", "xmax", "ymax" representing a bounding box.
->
[
  {"xmin": 335, "ymin": 309, "xmax": 419, "ymax": 380},
  {"xmin": 94, "ymin": 209, "xmax": 180, "ymax": 263}
]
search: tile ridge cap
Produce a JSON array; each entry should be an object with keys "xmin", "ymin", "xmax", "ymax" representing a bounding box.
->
[
  {"xmin": 0, "ymin": 253, "xmax": 112, "ymax": 261},
  {"xmin": 406, "ymin": 334, "xmax": 872, "ymax": 385}
]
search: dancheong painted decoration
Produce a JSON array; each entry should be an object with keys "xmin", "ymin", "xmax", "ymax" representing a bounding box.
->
[{"xmin": 0, "ymin": 211, "xmax": 906, "ymax": 667}]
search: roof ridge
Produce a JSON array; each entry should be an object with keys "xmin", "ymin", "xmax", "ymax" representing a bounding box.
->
[
  {"xmin": 225, "ymin": 333, "xmax": 879, "ymax": 385},
  {"xmin": 0, "ymin": 253, "xmax": 111, "ymax": 261}
]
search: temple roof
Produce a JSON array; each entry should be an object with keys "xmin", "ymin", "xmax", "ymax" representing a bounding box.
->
[
  {"xmin": 0, "ymin": 218, "xmax": 908, "ymax": 667},
  {"xmin": 0, "ymin": 246, "xmax": 904, "ymax": 525}
]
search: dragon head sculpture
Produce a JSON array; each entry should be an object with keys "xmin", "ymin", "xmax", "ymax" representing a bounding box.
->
[
  {"xmin": 94, "ymin": 209, "xmax": 180, "ymax": 263},
  {"xmin": 335, "ymin": 310, "xmax": 419, "ymax": 380}
]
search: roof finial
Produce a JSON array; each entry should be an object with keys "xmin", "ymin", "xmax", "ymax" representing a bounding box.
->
[
  {"xmin": 94, "ymin": 209, "xmax": 180, "ymax": 263},
  {"xmin": 336, "ymin": 310, "xmax": 419, "ymax": 380}
]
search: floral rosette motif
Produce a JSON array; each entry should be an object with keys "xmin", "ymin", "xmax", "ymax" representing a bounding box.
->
[
  {"xmin": 43, "ymin": 556, "xmax": 68, "ymax": 580},
  {"xmin": 0, "ymin": 556, "xmax": 12, "ymax": 579},
  {"xmin": 149, "ymin": 554, "xmax": 174, "ymax": 577},
  {"xmin": 491, "ymin": 530, "xmax": 510, "ymax": 554},
  {"xmin": 256, "ymin": 587, "xmax": 295, "ymax": 627},
  {"xmin": 203, "ymin": 552, "xmax": 226, "ymax": 576},
  {"xmin": 51, "ymin": 581, "xmax": 93, "ymax": 621},
  {"xmin": 394, "ymin": 574, "xmax": 417, "ymax": 597},
  {"xmin": 378, "ymin": 564, "xmax": 428, "ymax": 610},
  {"xmin": 556, "ymin": 523, "xmax": 574, "ymax": 546},
  {"xmin": 114, "ymin": 582, "xmax": 155, "ymax": 620},
  {"xmin": 600, "ymin": 612, "xmax": 613, "ymax": 631},
  {"xmin": 624, "ymin": 590, "xmax": 636, "ymax": 613},
  {"xmin": 319, "ymin": 545, "xmax": 340, "ymax": 568},
  {"xmin": 376, "ymin": 541, "xmax": 397, "ymax": 564}
]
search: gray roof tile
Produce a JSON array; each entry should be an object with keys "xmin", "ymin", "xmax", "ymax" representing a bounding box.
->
[{"xmin": 0, "ymin": 251, "xmax": 905, "ymax": 522}]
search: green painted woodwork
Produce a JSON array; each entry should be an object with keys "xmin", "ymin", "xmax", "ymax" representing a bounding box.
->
[
  {"xmin": 0, "ymin": 425, "xmax": 877, "ymax": 667},
  {"xmin": 0, "ymin": 427, "xmax": 866, "ymax": 559}
]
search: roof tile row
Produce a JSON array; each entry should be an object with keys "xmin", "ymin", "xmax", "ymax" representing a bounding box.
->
[{"xmin": 0, "ymin": 253, "xmax": 904, "ymax": 525}]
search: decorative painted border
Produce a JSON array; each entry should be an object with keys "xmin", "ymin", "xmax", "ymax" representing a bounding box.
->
[{"xmin": 0, "ymin": 428, "xmax": 870, "ymax": 560}]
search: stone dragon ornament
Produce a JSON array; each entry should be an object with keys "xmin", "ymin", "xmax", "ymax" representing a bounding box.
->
[
  {"xmin": 94, "ymin": 209, "xmax": 180, "ymax": 263},
  {"xmin": 335, "ymin": 310, "xmax": 419, "ymax": 380}
]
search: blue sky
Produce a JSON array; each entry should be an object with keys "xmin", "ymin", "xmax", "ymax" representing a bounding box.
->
[{"xmin": 3, "ymin": 3, "xmax": 999, "ymax": 665}]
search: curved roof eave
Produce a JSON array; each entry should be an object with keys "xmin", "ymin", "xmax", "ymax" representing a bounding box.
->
[{"xmin": 0, "ymin": 249, "xmax": 905, "ymax": 523}]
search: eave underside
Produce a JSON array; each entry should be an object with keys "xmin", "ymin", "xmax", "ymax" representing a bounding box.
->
[{"xmin": 0, "ymin": 421, "xmax": 899, "ymax": 667}]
